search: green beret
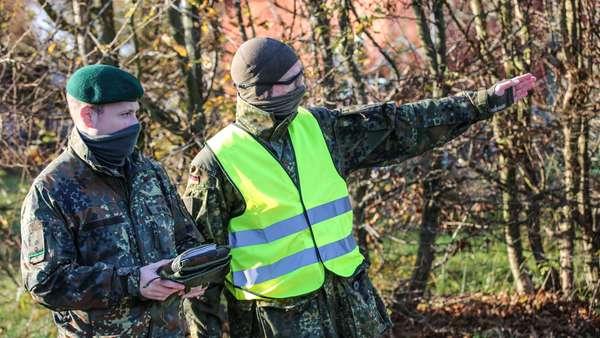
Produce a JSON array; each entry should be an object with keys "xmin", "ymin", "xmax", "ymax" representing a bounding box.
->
[{"xmin": 66, "ymin": 64, "xmax": 144, "ymax": 104}]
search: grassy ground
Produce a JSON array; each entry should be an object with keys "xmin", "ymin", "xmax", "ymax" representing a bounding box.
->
[
  {"xmin": 0, "ymin": 278, "xmax": 56, "ymax": 338},
  {"xmin": 0, "ymin": 170, "xmax": 55, "ymax": 337},
  {"xmin": 371, "ymin": 228, "xmax": 589, "ymax": 300}
]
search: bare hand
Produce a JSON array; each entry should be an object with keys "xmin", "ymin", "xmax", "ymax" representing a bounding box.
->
[
  {"xmin": 139, "ymin": 259, "xmax": 185, "ymax": 301},
  {"xmin": 494, "ymin": 73, "xmax": 537, "ymax": 102},
  {"xmin": 179, "ymin": 285, "xmax": 208, "ymax": 299}
]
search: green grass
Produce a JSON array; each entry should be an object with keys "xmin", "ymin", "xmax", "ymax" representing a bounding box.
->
[
  {"xmin": 370, "ymin": 227, "xmax": 590, "ymax": 300},
  {"xmin": 0, "ymin": 170, "xmax": 55, "ymax": 337},
  {"xmin": 0, "ymin": 278, "xmax": 55, "ymax": 337},
  {"xmin": 432, "ymin": 236, "xmax": 514, "ymax": 295},
  {"xmin": 0, "ymin": 169, "xmax": 29, "ymax": 272}
]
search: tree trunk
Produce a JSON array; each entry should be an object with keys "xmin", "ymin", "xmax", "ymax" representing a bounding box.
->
[
  {"xmin": 578, "ymin": 115, "xmax": 598, "ymax": 290},
  {"xmin": 72, "ymin": 0, "xmax": 93, "ymax": 65},
  {"xmin": 526, "ymin": 197, "xmax": 544, "ymax": 263},
  {"xmin": 338, "ymin": 0, "xmax": 367, "ymax": 104},
  {"xmin": 307, "ymin": 0, "xmax": 336, "ymax": 104},
  {"xmin": 234, "ymin": 0, "xmax": 248, "ymax": 41},
  {"xmin": 405, "ymin": 0, "xmax": 448, "ymax": 303},
  {"xmin": 469, "ymin": 0, "xmax": 493, "ymax": 65},
  {"xmin": 513, "ymin": 0, "xmax": 557, "ymax": 292},
  {"xmin": 555, "ymin": 0, "xmax": 590, "ymax": 297},
  {"xmin": 497, "ymin": 0, "xmax": 534, "ymax": 294},
  {"xmin": 129, "ymin": 0, "xmax": 142, "ymax": 78},
  {"xmin": 243, "ymin": 0, "xmax": 256, "ymax": 38},
  {"xmin": 92, "ymin": 0, "xmax": 117, "ymax": 65},
  {"xmin": 180, "ymin": 0, "xmax": 204, "ymax": 134},
  {"xmin": 526, "ymin": 196, "xmax": 560, "ymax": 291},
  {"xmin": 410, "ymin": 169, "xmax": 441, "ymax": 299},
  {"xmin": 493, "ymin": 117, "xmax": 533, "ymax": 294},
  {"xmin": 473, "ymin": 0, "xmax": 541, "ymax": 294},
  {"xmin": 505, "ymin": 164, "xmax": 533, "ymax": 293},
  {"xmin": 167, "ymin": 0, "xmax": 205, "ymax": 139},
  {"xmin": 559, "ymin": 114, "xmax": 579, "ymax": 296}
]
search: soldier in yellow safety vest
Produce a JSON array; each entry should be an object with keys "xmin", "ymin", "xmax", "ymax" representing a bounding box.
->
[{"xmin": 182, "ymin": 37, "xmax": 536, "ymax": 337}]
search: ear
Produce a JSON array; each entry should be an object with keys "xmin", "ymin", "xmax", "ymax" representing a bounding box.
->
[{"xmin": 80, "ymin": 106, "xmax": 95, "ymax": 128}]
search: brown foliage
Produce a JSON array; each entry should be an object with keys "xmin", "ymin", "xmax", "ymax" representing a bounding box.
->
[{"xmin": 392, "ymin": 292, "xmax": 600, "ymax": 337}]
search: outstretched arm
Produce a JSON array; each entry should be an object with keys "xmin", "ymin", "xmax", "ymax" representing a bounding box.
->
[{"xmin": 315, "ymin": 73, "xmax": 536, "ymax": 176}]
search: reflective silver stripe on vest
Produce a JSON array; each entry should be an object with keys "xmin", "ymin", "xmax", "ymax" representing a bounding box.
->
[
  {"xmin": 229, "ymin": 196, "xmax": 352, "ymax": 247},
  {"xmin": 232, "ymin": 234, "xmax": 358, "ymax": 287}
]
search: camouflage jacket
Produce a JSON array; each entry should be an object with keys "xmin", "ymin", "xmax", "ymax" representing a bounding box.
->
[
  {"xmin": 183, "ymin": 90, "xmax": 492, "ymax": 337},
  {"xmin": 20, "ymin": 129, "xmax": 202, "ymax": 337}
]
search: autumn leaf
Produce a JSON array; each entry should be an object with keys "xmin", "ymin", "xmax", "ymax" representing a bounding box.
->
[
  {"xmin": 172, "ymin": 44, "xmax": 188, "ymax": 57},
  {"xmin": 47, "ymin": 42, "xmax": 56, "ymax": 54}
]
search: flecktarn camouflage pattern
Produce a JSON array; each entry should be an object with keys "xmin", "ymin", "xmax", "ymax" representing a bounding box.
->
[
  {"xmin": 20, "ymin": 129, "xmax": 202, "ymax": 337},
  {"xmin": 183, "ymin": 89, "xmax": 492, "ymax": 337}
]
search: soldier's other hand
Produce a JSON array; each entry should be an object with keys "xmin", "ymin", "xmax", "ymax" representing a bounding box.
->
[
  {"xmin": 487, "ymin": 73, "xmax": 537, "ymax": 113},
  {"xmin": 139, "ymin": 259, "xmax": 185, "ymax": 301},
  {"xmin": 180, "ymin": 285, "xmax": 207, "ymax": 299}
]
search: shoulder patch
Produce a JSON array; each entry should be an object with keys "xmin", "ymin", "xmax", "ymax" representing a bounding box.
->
[{"xmin": 27, "ymin": 220, "xmax": 45, "ymax": 264}]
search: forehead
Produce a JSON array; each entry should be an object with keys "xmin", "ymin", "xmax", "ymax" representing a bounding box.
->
[{"xmin": 106, "ymin": 101, "xmax": 139, "ymax": 111}]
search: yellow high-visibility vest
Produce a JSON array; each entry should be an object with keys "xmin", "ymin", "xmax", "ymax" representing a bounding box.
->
[{"xmin": 206, "ymin": 107, "xmax": 364, "ymax": 300}]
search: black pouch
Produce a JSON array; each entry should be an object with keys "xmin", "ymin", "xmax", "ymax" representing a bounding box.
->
[{"xmin": 158, "ymin": 244, "xmax": 231, "ymax": 291}]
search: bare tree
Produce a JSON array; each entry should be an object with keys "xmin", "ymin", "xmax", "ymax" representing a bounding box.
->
[
  {"xmin": 493, "ymin": 0, "xmax": 534, "ymax": 294},
  {"xmin": 547, "ymin": 0, "xmax": 597, "ymax": 297},
  {"xmin": 234, "ymin": 0, "xmax": 248, "ymax": 41},
  {"xmin": 337, "ymin": 0, "xmax": 367, "ymax": 104},
  {"xmin": 306, "ymin": 0, "xmax": 336, "ymax": 105},
  {"xmin": 72, "ymin": 0, "xmax": 94, "ymax": 64},
  {"xmin": 167, "ymin": 0, "xmax": 206, "ymax": 139},
  {"xmin": 91, "ymin": 0, "xmax": 117, "ymax": 65},
  {"xmin": 405, "ymin": 0, "xmax": 449, "ymax": 304},
  {"xmin": 579, "ymin": 115, "xmax": 599, "ymax": 290}
]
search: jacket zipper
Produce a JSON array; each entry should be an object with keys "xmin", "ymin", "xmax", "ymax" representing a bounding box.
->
[
  {"xmin": 122, "ymin": 168, "xmax": 145, "ymax": 266},
  {"xmin": 123, "ymin": 167, "xmax": 154, "ymax": 335}
]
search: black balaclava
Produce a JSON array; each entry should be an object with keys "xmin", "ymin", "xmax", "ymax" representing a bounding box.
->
[
  {"xmin": 231, "ymin": 37, "xmax": 306, "ymax": 119},
  {"xmin": 77, "ymin": 123, "xmax": 141, "ymax": 168}
]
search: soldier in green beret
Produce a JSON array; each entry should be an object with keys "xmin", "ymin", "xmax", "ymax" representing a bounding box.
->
[
  {"xmin": 183, "ymin": 37, "xmax": 536, "ymax": 337},
  {"xmin": 20, "ymin": 64, "xmax": 207, "ymax": 337}
]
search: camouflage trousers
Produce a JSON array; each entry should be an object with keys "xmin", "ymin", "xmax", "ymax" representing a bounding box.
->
[
  {"xmin": 54, "ymin": 299, "xmax": 188, "ymax": 338},
  {"xmin": 224, "ymin": 268, "xmax": 391, "ymax": 338}
]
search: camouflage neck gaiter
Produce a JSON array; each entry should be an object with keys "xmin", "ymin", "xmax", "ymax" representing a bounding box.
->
[
  {"xmin": 236, "ymin": 95, "xmax": 298, "ymax": 141},
  {"xmin": 239, "ymin": 84, "xmax": 306, "ymax": 121}
]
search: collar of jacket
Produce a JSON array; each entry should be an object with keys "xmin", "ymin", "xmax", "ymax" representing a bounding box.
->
[
  {"xmin": 235, "ymin": 96, "xmax": 297, "ymax": 142},
  {"xmin": 68, "ymin": 128, "xmax": 141, "ymax": 178}
]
